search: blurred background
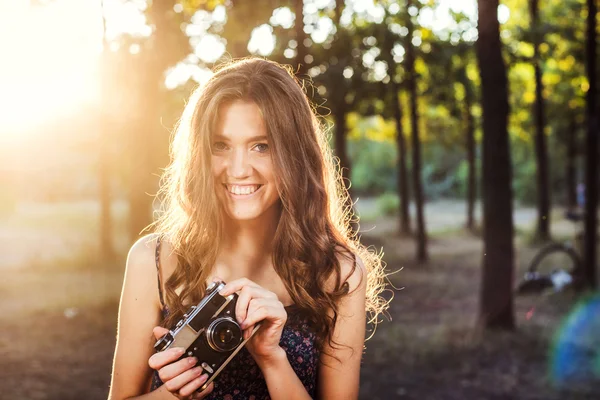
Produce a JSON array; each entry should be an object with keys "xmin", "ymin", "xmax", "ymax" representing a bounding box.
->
[{"xmin": 0, "ymin": 0, "xmax": 599, "ymax": 399}]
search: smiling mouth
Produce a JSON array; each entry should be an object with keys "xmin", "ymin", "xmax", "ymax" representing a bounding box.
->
[{"xmin": 223, "ymin": 184, "xmax": 263, "ymax": 196}]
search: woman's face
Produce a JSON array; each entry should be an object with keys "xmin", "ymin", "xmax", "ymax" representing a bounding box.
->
[{"xmin": 211, "ymin": 100, "xmax": 281, "ymax": 223}]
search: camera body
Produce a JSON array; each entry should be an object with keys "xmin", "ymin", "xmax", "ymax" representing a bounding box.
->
[{"xmin": 154, "ymin": 281, "xmax": 257, "ymax": 391}]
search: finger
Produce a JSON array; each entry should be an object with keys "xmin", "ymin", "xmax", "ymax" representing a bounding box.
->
[
  {"xmin": 190, "ymin": 381, "xmax": 214, "ymax": 399},
  {"xmin": 243, "ymin": 325, "xmax": 258, "ymax": 340},
  {"xmin": 235, "ymin": 286, "xmax": 251, "ymax": 324},
  {"xmin": 162, "ymin": 366, "xmax": 204, "ymax": 394},
  {"xmin": 158, "ymin": 356, "xmax": 199, "ymax": 382},
  {"xmin": 235, "ymin": 287, "xmax": 278, "ymax": 324},
  {"xmin": 178, "ymin": 374, "xmax": 211, "ymax": 398},
  {"xmin": 148, "ymin": 347, "xmax": 186, "ymax": 370},
  {"xmin": 242, "ymin": 302, "xmax": 286, "ymax": 329},
  {"xmin": 153, "ymin": 326, "xmax": 170, "ymax": 341},
  {"xmin": 219, "ymin": 278, "xmax": 259, "ymax": 296}
]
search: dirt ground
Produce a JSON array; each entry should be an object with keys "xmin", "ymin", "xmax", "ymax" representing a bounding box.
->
[{"xmin": 1, "ymin": 200, "xmax": 599, "ymax": 399}]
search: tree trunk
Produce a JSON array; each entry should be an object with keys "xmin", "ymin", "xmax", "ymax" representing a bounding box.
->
[
  {"xmin": 126, "ymin": 0, "xmax": 187, "ymax": 241},
  {"xmin": 463, "ymin": 70, "xmax": 477, "ymax": 232},
  {"xmin": 530, "ymin": 0, "xmax": 551, "ymax": 241},
  {"xmin": 406, "ymin": 0, "xmax": 427, "ymax": 261},
  {"xmin": 566, "ymin": 112, "xmax": 577, "ymax": 210},
  {"xmin": 294, "ymin": 0, "xmax": 307, "ymax": 76},
  {"xmin": 334, "ymin": 105, "xmax": 351, "ymax": 187},
  {"xmin": 99, "ymin": 115, "xmax": 114, "ymax": 260},
  {"xmin": 331, "ymin": 0, "xmax": 354, "ymax": 226},
  {"xmin": 99, "ymin": 3, "xmax": 114, "ymax": 260},
  {"xmin": 476, "ymin": 0, "xmax": 515, "ymax": 329},
  {"xmin": 582, "ymin": 0, "xmax": 598, "ymax": 289},
  {"xmin": 392, "ymin": 85, "xmax": 411, "ymax": 236}
]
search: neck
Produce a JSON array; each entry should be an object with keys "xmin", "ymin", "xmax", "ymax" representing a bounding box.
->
[{"xmin": 217, "ymin": 202, "xmax": 281, "ymax": 275}]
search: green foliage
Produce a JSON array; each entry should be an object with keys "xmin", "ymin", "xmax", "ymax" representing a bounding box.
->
[{"xmin": 349, "ymin": 137, "xmax": 398, "ymax": 195}]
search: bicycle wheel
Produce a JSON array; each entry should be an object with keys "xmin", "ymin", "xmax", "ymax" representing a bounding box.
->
[{"xmin": 527, "ymin": 243, "xmax": 582, "ymax": 276}]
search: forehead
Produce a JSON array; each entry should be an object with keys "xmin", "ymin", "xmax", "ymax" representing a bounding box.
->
[{"xmin": 214, "ymin": 100, "xmax": 267, "ymax": 140}]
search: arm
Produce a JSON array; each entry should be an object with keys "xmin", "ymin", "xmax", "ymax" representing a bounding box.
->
[
  {"xmin": 317, "ymin": 254, "xmax": 367, "ymax": 400},
  {"xmin": 108, "ymin": 235, "xmax": 165, "ymax": 400},
  {"xmin": 108, "ymin": 236, "xmax": 213, "ymax": 400},
  {"xmin": 257, "ymin": 348, "xmax": 312, "ymax": 400}
]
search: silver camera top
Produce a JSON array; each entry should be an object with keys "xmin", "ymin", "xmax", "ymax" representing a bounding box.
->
[{"xmin": 154, "ymin": 280, "xmax": 229, "ymax": 352}]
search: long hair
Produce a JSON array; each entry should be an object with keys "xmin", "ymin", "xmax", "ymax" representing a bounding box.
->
[{"xmin": 154, "ymin": 57, "xmax": 387, "ymax": 352}]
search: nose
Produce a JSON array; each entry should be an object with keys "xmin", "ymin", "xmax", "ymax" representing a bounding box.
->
[{"xmin": 227, "ymin": 148, "xmax": 251, "ymax": 179}]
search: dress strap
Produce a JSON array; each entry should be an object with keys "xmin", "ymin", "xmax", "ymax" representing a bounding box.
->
[{"xmin": 155, "ymin": 235, "xmax": 166, "ymax": 309}]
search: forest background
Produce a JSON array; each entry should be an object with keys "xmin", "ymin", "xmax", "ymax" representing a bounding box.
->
[{"xmin": 0, "ymin": 0, "xmax": 599, "ymax": 399}]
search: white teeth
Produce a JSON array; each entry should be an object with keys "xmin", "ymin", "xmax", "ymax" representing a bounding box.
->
[{"xmin": 227, "ymin": 185, "xmax": 260, "ymax": 195}]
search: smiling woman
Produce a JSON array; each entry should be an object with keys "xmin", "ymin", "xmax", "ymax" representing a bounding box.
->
[{"xmin": 0, "ymin": 1, "xmax": 102, "ymax": 136}]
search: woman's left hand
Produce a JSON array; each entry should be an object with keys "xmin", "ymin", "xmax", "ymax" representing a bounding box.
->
[{"xmin": 219, "ymin": 278, "xmax": 287, "ymax": 365}]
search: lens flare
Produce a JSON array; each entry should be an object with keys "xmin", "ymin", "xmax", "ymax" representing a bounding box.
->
[{"xmin": 549, "ymin": 294, "xmax": 600, "ymax": 386}]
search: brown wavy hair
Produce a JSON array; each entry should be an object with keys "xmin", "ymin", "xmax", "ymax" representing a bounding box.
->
[{"xmin": 153, "ymin": 57, "xmax": 388, "ymax": 352}]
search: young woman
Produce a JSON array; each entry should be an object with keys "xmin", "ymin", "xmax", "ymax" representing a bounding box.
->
[{"xmin": 108, "ymin": 58, "xmax": 387, "ymax": 400}]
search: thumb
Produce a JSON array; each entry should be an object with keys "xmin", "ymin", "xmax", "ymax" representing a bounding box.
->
[{"xmin": 153, "ymin": 326, "xmax": 170, "ymax": 341}]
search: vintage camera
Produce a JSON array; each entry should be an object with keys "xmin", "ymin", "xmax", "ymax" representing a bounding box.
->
[{"xmin": 154, "ymin": 281, "xmax": 258, "ymax": 391}]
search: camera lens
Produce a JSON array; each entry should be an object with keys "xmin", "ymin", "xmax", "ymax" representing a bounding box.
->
[
  {"xmin": 154, "ymin": 333, "xmax": 174, "ymax": 352},
  {"xmin": 206, "ymin": 318, "xmax": 242, "ymax": 352}
]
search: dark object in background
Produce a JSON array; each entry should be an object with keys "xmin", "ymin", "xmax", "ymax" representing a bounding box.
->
[
  {"xmin": 154, "ymin": 281, "xmax": 259, "ymax": 391},
  {"xmin": 516, "ymin": 270, "xmax": 573, "ymax": 294}
]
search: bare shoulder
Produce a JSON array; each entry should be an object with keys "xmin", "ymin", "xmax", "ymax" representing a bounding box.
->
[
  {"xmin": 127, "ymin": 234, "xmax": 159, "ymax": 268},
  {"xmin": 121, "ymin": 234, "xmax": 162, "ymax": 307},
  {"xmin": 128, "ymin": 234, "xmax": 178, "ymax": 278}
]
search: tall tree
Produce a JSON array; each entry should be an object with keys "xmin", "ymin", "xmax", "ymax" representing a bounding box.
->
[
  {"xmin": 380, "ymin": 21, "xmax": 411, "ymax": 236},
  {"xmin": 565, "ymin": 113, "xmax": 578, "ymax": 210},
  {"xmin": 128, "ymin": 0, "xmax": 189, "ymax": 241},
  {"xmin": 294, "ymin": 0, "xmax": 308, "ymax": 76},
  {"xmin": 99, "ymin": 0, "xmax": 114, "ymax": 260},
  {"xmin": 406, "ymin": 0, "xmax": 427, "ymax": 261},
  {"xmin": 459, "ymin": 64, "xmax": 478, "ymax": 232},
  {"xmin": 582, "ymin": 0, "xmax": 598, "ymax": 289},
  {"xmin": 529, "ymin": 0, "xmax": 551, "ymax": 240},
  {"xmin": 331, "ymin": 0, "xmax": 352, "ymax": 193},
  {"xmin": 476, "ymin": 0, "xmax": 515, "ymax": 329}
]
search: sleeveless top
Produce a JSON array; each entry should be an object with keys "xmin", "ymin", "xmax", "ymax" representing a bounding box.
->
[{"xmin": 149, "ymin": 236, "xmax": 320, "ymax": 399}]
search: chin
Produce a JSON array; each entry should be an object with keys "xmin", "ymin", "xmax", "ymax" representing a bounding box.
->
[{"xmin": 225, "ymin": 208, "xmax": 264, "ymax": 221}]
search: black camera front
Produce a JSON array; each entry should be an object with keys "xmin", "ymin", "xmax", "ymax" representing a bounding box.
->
[{"xmin": 207, "ymin": 317, "xmax": 243, "ymax": 352}]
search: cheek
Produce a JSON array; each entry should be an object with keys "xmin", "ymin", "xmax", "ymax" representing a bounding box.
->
[
  {"xmin": 256, "ymin": 158, "xmax": 276, "ymax": 180},
  {"xmin": 211, "ymin": 158, "xmax": 223, "ymax": 176}
]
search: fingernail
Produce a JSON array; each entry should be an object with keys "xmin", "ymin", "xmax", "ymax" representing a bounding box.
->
[
  {"xmin": 193, "ymin": 366, "xmax": 203, "ymax": 375},
  {"xmin": 174, "ymin": 347, "xmax": 185, "ymax": 355},
  {"xmin": 189, "ymin": 357, "xmax": 198, "ymax": 365},
  {"xmin": 199, "ymin": 373, "xmax": 208, "ymax": 383}
]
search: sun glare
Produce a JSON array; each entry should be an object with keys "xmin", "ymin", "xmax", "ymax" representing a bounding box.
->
[{"xmin": 0, "ymin": 1, "xmax": 102, "ymax": 137}]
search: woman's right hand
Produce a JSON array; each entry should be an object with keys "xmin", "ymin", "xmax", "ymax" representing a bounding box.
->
[{"xmin": 148, "ymin": 327, "xmax": 215, "ymax": 399}]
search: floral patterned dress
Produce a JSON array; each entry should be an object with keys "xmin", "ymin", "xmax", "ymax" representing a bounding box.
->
[{"xmin": 150, "ymin": 237, "xmax": 320, "ymax": 399}]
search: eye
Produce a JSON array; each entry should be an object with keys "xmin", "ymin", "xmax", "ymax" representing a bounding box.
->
[
  {"xmin": 212, "ymin": 142, "xmax": 228, "ymax": 151},
  {"xmin": 253, "ymin": 143, "xmax": 269, "ymax": 153}
]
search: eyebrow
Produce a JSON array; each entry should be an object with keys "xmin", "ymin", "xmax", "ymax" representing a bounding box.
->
[{"xmin": 212, "ymin": 134, "xmax": 268, "ymax": 142}]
